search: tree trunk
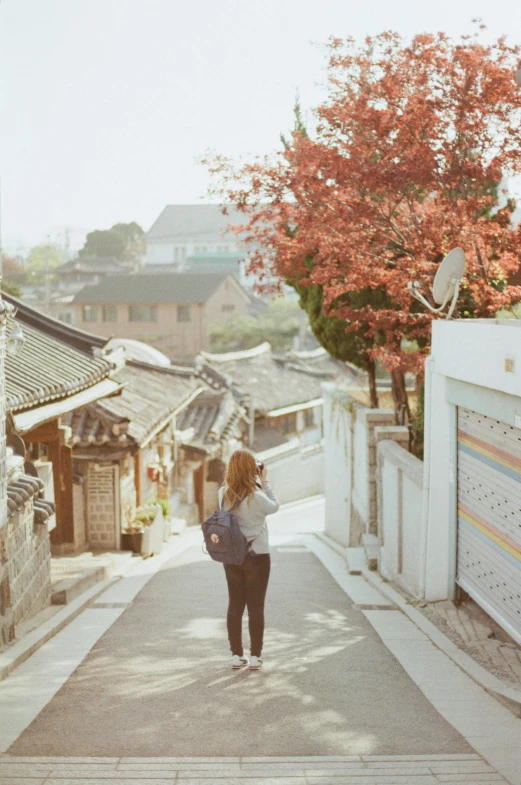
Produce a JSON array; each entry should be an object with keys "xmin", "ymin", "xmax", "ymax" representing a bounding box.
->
[
  {"xmin": 367, "ymin": 359, "xmax": 379, "ymax": 408},
  {"xmin": 391, "ymin": 370, "xmax": 410, "ymax": 424}
]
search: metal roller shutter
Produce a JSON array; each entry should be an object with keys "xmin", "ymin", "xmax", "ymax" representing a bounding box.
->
[{"xmin": 457, "ymin": 407, "xmax": 521, "ymax": 645}]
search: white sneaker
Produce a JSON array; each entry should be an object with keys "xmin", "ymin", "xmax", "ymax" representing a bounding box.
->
[
  {"xmin": 249, "ymin": 656, "xmax": 263, "ymax": 670},
  {"xmin": 231, "ymin": 654, "xmax": 249, "ymax": 669}
]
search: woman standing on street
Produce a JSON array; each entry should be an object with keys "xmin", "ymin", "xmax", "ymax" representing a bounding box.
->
[{"xmin": 218, "ymin": 449, "xmax": 279, "ymax": 670}]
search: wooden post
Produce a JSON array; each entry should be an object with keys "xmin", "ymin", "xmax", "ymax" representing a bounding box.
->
[
  {"xmin": 134, "ymin": 452, "xmax": 141, "ymax": 507},
  {"xmin": 24, "ymin": 419, "xmax": 74, "ymax": 550},
  {"xmin": 48, "ymin": 442, "xmax": 74, "ymax": 549}
]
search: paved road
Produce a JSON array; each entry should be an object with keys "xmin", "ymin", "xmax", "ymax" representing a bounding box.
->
[{"xmin": 9, "ymin": 535, "xmax": 473, "ymax": 759}]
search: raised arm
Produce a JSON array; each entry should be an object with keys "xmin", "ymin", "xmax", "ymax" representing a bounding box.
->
[{"xmin": 258, "ymin": 481, "xmax": 280, "ymax": 514}]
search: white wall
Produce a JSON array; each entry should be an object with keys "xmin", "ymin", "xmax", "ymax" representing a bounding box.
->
[
  {"xmin": 378, "ymin": 440, "xmax": 423, "ymax": 597},
  {"xmin": 424, "ymin": 319, "xmax": 521, "ymax": 602},
  {"xmin": 322, "ymin": 384, "xmax": 353, "ymax": 546},
  {"xmin": 352, "ymin": 413, "xmax": 369, "ymax": 528},
  {"xmin": 433, "ymin": 319, "xmax": 521, "ymax": 398},
  {"xmin": 260, "ymin": 444, "xmax": 324, "ymax": 506}
]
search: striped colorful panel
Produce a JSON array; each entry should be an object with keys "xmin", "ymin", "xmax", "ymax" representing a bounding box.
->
[
  {"xmin": 457, "ymin": 430, "xmax": 521, "ymax": 483},
  {"xmin": 458, "ymin": 504, "xmax": 521, "ymax": 566}
]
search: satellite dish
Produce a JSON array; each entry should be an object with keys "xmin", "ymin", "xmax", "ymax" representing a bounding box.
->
[
  {"xmin": 432, "ymin": 248, "xmax": 466, "ymax": 305},
  {"xmin": 408, "ymin": 247, "xmax": 466, "ymax": 320}
]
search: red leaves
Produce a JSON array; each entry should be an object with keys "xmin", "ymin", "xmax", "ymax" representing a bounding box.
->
[{"xmin": 205, "ymin": 29, "xmax": 521, "ymax": 374}]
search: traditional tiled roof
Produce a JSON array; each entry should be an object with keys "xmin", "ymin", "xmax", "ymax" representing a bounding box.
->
[
  {"xmin": 2, "ymin": 294, "xmax": 114, "ymax": 412},
  {"xmin": 198, "ymin": 343, "xmax": 359, "ymax": 413},
  {"xmin": 56, "ymin": 257, "xmax": 128, "ymax": 276},
  {"xmin": 73, "ymin": 272, "xmax": 235, "ymax": 305},
  {"xmin": 176, "ymin": 389, "xmax": 245, "ymax": 453},
  {"xmin": 64, "ymin": 361, "xmax": 202, "ymax": 449},
  {"xmin": 6, "ymin": 473, "xmax": 55, "ymax": 525},
  {"xmin": 146, "ymin": 204, "xmax": 245, "ymax": 242}
]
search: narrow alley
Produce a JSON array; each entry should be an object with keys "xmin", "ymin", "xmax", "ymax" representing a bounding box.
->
[{"xmin": 0, "ymin": 498, "xmax": 517, "ymax": 784}]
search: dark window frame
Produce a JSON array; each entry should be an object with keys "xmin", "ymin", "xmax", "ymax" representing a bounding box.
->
[{"xmin": 128, "ymin": 305, "xmax": 158, "ymax": 322}]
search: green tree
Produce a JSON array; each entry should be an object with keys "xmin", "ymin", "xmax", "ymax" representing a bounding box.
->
[
  {"xmin": 0, "ymin": 280, "xmax": 22, "ymax": 297},
  {"xmin": 209, "ymin": 299, "xmax": 306, "ymax": 353},
  {"xmin": 25, "ymin": 243, "xmax": 66, "ymax": 285},
  {"xmin": 79, "ymin": 221, "xmax": 144, "ymax": 263}
]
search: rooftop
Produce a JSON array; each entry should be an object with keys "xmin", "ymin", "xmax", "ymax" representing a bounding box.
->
[
  {"xmin": 2, "ymin": 293, "xmax": 114, "ymax": 413},
  {"xmin": 177, "ymin": 389, "xmax": 245, "ymax": 454},
  {"xmin": 73, "ymin": 272, "xmax": 239, "ymax": 305},
  {"xmin": 146, "ymin": 204, "xmax": 245, "ymax": 243},
  {"xmin": 198, "ymin": 343, "xmax": 359, "ymax": 413},
  {"xmin": 64, "ymin": 361, "xmax": 202, "ymax": 448},
  {"xmin": 56, "ymin": 257, "xmax": 128, "ymax": 275}
]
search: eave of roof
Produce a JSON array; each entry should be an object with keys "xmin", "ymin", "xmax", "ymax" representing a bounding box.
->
[
  {"xmin": 2, "ymin": 293, "xmax": 108, "ymax": 352},
  {"xmin": 4, "ymin": 298, "xmax": 115, "ymax": 413}
]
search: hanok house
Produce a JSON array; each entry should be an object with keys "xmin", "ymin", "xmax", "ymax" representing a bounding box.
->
[
  {"xmin": 176, "ymin": 387, "xmax": 246, "ymax": 521},
  {"xmin": 72, "ymin": 271, "xmax": 252, "ymax": 361},
  {"xmin": 0, "ymin": 294, "xmax": 121, "ymax": 644},
  {"xmin": 196, "ymin": 343, "xmax": 360, "ymax": 503},
  {"xmin": 198, "ymin": 343, "xmax": 358, "ymax": 451},
  {"xmin": 63, "ymin": 360, "xmax": 246, "ymax": 544}
]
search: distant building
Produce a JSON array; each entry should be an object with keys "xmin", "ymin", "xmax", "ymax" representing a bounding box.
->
[
  {"xmin": 144, "ymin": 204, "xmax": 245, "ymax": 267},
  {"xmin": 55, "ymin": 257, "xmax": 128, "ymax": 290},
  {"xmin": 72, "ymin": 272, "xmax": 251, "ymax": 361}
]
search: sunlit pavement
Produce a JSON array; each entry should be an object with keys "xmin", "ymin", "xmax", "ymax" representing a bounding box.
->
[{"xmin": 0, "ymin": 496, "xmax": 515, "ymax": 784}]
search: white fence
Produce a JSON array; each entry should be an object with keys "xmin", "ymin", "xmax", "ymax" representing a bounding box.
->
[
  {"xmin": 322, "ymin": 383, "xmax": 425, "ymax": 599},
  {"xmin": 377, "ymin": 439, "xmax": 424, "ymax": 596}
]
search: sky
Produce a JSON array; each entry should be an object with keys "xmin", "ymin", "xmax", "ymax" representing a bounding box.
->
[{"xmin": 1, "ymin": 0, "xmax": 521, "ymax": 256}]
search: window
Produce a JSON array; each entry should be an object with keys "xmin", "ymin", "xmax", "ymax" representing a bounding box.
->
[
  {"xmin": 177, "ymin": 305, "xmax": 191, "ymax": 323},
  {"xmin": 58, "ymin": 312, "xmax": 72, "ymax": 324},
  {"xmin": 129, "ymin": 305, "xmax": 157, "ymax": 322},
  {"xmin": 82, "ymin": 305, "xmax": 98, "ymax": 322},
  {"xmin": 282, "ymin": 413, "xmax": 297, "ymax": 435},
  {"xmin": 102, "ymin": 305, "xmax": 118, "ymax": 322},
  {"xmin": 304, "ymin": 408, "xmax": 315, "ymax": 428},
  {"xmin": 222, "ymin": 304, "xmax": 235, "ymax": 314}
]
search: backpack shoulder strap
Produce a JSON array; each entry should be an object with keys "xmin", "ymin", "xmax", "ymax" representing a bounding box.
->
[{"xmin": 221, "ymin": 494, "xmax": 247, "ymax": 512}]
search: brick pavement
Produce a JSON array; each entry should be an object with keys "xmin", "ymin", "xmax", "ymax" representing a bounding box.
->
[{"xmin": 0, "ymin": 753, "xmax": 509, "ymax": 784}]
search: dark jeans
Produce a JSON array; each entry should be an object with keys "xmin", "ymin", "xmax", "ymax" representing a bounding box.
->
[{"xmin": 224, "ymin": 553, "xmax": 271, "ymax": 658}]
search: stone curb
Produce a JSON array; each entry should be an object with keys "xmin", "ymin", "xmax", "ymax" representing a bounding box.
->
[
  {"xmin": 361, "ymin": 565, "xmax": 521, "ymax": 717},
  {"xmin": 0, "ymin": 534, "xmax": 195, "ymax": 683},
  {"xmin": 0, "ymin": 576, "xmax": 118, "ymax": 682},
  {"xmin": 315, "ymin": 530, "xmax": 521, "ymax": 715}
]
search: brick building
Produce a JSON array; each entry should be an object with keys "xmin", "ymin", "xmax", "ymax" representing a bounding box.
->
[{"xmin": 73, "ymin": 272, "xmax": 251, "ymax": 361}]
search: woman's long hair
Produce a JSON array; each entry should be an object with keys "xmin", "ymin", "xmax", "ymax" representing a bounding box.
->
[{"xmin": 223, "ymin": 450, "xmax": 258, "ymax": 506}]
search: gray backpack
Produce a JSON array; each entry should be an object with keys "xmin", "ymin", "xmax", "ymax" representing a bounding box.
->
[{"xmin": 201, "ymin": 496, "xmax": 249, "ymax": 565}]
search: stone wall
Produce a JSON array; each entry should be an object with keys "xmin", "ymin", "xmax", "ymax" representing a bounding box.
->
[
  {"xmin": 0, "ymin": 496, "xmax": 51, "ymax": 640},
  {"xmin": 0, "ymin": 301, "xmax": 10, "ymax": 644}
]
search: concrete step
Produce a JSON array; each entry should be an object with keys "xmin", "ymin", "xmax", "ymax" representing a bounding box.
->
[
  {"xmin": 51, "ymin": 552, "xmax": 134, "ymax": 605},
  {"xmin": 346, "ymin": 546, "xmax": 366, "ymax": 574},
  {"xmin": 362, "ymin": 533, "xmax": 380, "ymax": 570}
]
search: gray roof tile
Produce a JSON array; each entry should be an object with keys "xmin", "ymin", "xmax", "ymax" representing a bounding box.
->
[
  {"xmin": 3, "ymin": 294, "xmax": 113, "ymax": 412},
  {"xmin": 73, "ymin": 272, "xmax": 230, "ymax": 304},
  {"xmin": 199, "ymin": 343, "xmax": 358, "ymax": 413}
]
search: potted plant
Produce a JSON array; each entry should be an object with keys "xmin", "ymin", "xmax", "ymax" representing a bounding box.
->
[
  {"xmin": 147, "ymin": 497, "xmax": 172, "ymax": 541},
  {"xmin": 121, "ymin": 523, "xmax": 144, "ymax": 554}
]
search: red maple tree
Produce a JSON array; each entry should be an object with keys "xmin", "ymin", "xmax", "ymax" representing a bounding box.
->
[{"xmin": 206, "ymin": 27, "xmax": 521, "ymax": 414}]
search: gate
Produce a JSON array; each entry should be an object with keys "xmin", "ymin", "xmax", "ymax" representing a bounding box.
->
[{"xmin": 457, "ymin": 407, "xmax": 521, "ymax": 644}]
